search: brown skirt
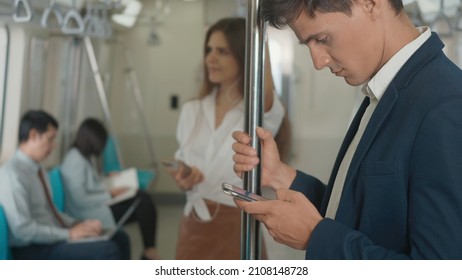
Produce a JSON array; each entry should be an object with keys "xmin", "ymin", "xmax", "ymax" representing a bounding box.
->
[{"xmin": 175, "ymin": 200, "xmax": 267, "ymax": 260}]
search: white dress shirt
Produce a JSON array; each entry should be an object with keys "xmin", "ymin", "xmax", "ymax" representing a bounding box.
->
[
  {"xmin": 175, "ymin": 89, "xmax": 285, "ymax": 221},
  {"xmin": 0, "ymin": 150, "xmax": 74, "ymax": 246}
]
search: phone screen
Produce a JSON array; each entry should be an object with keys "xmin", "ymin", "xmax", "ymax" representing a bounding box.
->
[
  {"xmin": 161, "ymin": 160, "xmax": 179, "ymax": 170},
  {"xmin": 162, "ymin": 160, "xmax": 192, "ymax": 177},
  {"xmin": 222, "ymin": 182, "xmax": 266, "ymax": 202}
]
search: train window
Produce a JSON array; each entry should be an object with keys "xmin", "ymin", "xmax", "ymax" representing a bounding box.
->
[{"xmin": 0, "ymin": 25, "xmax": 9, "ymax": 155}]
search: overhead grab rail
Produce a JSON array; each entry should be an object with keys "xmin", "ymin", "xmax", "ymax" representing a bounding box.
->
[
  {"xmin": 12, "ymin": 0, "xmax": 32, "ymax": 23},
  {"xmin": 41, "ymin": 1, "xmax": 64, "ymax": 29},
  {"xmin": 3, "ymin": 0, "xmax": 117, "ymax": 39},
  {"xmin": 62, "ymin": 0, "xmax": 85, "ymax": 35}
]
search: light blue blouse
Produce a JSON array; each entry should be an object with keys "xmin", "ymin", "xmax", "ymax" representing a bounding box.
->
[{"xmin": 60, "ymin": 148, "xmax": 116, "ymax": 228}]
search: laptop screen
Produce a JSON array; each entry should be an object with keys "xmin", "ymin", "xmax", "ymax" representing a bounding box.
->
[{"xmin": 115, "ymin": 198, "xmax": 141, "ymax": 229}]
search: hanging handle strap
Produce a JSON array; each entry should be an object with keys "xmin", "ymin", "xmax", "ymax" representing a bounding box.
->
[
  {"xmin": 12, "ymin": 0, "xmax": 32, "ymax": 23},
  {"xmin": 62, "ymin": 0, "xmax": 85, "ymax": 35},
  {"xmin": 41, "ymin": 1, "xmax": 64, "ymax": 28}
]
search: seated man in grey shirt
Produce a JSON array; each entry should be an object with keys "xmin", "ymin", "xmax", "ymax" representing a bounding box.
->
[{"xmin": 0, "ymin": 110, "xmax": 130, "ymax": 259}]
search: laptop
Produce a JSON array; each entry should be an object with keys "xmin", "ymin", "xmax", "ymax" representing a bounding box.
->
[{"xmin": 68, "ymin": 198, "xmax": 141, "ymax": 243}]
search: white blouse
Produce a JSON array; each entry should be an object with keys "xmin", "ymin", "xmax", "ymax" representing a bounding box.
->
[{"xmin": 175, "ymin": 89, "xmax": 285, "ymax": 221}]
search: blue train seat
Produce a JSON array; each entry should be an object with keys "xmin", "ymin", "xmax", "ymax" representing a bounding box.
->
[
  {"xmin": 102, "ymin": 136, "xmax": 122, "ymax": 174},
  {"xmin": 0, "ymin": 206, "xmax": 12, "ymax": 260},
  {"xmin": 48, "ymin": 167, "xmax": 65, "ymax": 212},
  {"xmin": 136, "ymin": 169, "xmax": 155, "ymax": 190},
  {"xmin": 103, "ymin": 136, "xmax": 155, "ymax": 190}
]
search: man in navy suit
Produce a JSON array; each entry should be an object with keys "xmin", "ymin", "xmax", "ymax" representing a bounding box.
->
[{"xmin": 231, "ymin": 0, "xmax": 462, "ymax": 259}]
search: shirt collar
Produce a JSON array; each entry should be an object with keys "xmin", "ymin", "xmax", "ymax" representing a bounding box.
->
[
  {"xmin": 362, "ymin": 26, "xmax": 431, "ymax": 102},
  {"xmin": 205, "ymin": 87, "xmax": 244, "ymax": 111},
  {"xmin": 16, "ymin": 149, "xmax": 40, "ymax": 173}
]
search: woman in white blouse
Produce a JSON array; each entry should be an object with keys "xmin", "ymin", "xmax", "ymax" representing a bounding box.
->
[{"xmin": 169, "ymin": 17, "xmax": 286, "ymax": 259}]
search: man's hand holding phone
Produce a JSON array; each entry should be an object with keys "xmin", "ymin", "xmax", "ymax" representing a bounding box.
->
[
  {"xmin": 222, "ymin": 182, "xmax": 266, "ymax": 202},
  {"xmin": 224, "ymin": 182, "xmax": 322, "ymax": 250}
]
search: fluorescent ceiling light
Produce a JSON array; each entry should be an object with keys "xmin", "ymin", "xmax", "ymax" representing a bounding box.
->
[{"xmin": 111, "ymin": 0, "xmax": 142, "ymax": 28}]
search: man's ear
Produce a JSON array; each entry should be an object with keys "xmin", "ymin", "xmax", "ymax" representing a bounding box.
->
[
  {"xmin": 358, "ymin": 0, "xmax": 382, "ymax": 19},
  {"xmin": 28, "ymin": 128, "xmax": 39, "ymax": 141}
]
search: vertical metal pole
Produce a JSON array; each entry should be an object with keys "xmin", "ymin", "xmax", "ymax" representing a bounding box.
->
[
  {"xmin": 83, "ymin": 36, "xmax": 124, "ymax": 167},
  {"xmin": 61, "ymin": 37, "xmax": 82, "ymax": 158},
  {"xmin": 123, "ymin": 47, "xmax": 158, "ymax": 169},
  {"xmin": 242, "ymin": 0, "xmax": 266, "ymax": 260}
]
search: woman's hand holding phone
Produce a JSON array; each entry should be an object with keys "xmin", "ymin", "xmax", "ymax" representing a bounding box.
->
[
  {"xmin": 162, "ymin": 160, "xmax": 192, "ymax": 178},
  {"xmin": 163, "ymin": 160, "xmax": 203, "ymax": 191}
]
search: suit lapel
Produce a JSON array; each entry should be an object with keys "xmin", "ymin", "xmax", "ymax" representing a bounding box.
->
[{"xmin": 343, "ymin": 85, "xmax": 399, "ymax": 199}]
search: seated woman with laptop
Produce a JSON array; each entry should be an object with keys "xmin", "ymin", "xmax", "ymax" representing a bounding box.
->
[{"xmin": 60, "ymin": 118, "xmax": 160, "ymax": 260}]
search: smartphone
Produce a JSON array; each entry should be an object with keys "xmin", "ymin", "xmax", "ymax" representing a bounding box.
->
[
  {"xmin": 162, "ymin": 160, "xmax": 192, "ymax": 177},
  {"xmin": 222, "ymin": 182, "xmax": 266, "ymax": 202},
  {"xmin": 161, "ymin": 160, "xmax": 180, "ymax": 170}
]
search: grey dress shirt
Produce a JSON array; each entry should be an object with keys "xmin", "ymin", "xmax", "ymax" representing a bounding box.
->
[
  {"xmin": 0, "ymin": 150, "xmax": 74, "ymax": 247},
  {"xmin": 60, "ymin": 148, "xmax": 116, "ymax": 228}
]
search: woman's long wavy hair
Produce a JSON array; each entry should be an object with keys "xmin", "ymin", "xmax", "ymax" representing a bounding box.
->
[
  {"xmin": 198, "ymin": 17, "xmax": 246, "ymax": 99},
  {"xmin": 198, "ymin": 17, "xmax": 292, "ymax": 161}
]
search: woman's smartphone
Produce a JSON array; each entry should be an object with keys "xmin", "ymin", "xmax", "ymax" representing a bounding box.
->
[
  {"xmin": 162, "ymin": 160, "xmax": 192, "ymax": 177},
  {"xmin": 222, "ymin": 182, "xmax": 266, "ymax": 202},
  {"xmin": 161, "ymin": 160, "xmax": 180, "ymax": 170}
]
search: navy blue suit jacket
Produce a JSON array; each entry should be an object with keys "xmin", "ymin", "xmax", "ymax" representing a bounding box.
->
[{"xmin": 291, "ymin": 33, "xmax": 462, "ymax": 259}]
